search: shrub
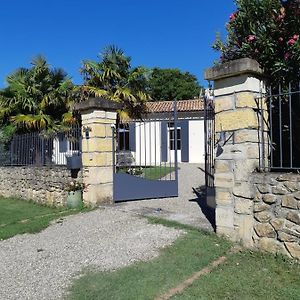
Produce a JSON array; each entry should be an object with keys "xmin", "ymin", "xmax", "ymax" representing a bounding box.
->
[{"xmin": 213, "ymin": 0, "xmax": 300, "ymax": 83}]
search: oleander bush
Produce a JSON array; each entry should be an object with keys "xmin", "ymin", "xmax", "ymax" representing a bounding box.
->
[{"xmin": 214, "ymin": 0, "xmax": 300, "ymax": 83}]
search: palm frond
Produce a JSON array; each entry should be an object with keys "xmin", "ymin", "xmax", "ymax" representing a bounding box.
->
[
  {"xmin": 0, "ymin": 107, "xmax": 13, "ymax": 119},
  {"xmin": 83, "ymin": 86, "xmax": 109, "ymax": 98},
  {"xmin": 114, "ymin": 88, "xmax": 136, "ymax": 102},
  {"xmin": 117, "ymin": 109, "xmax": 131, "ymax": 122},
  {"xmin": 10, "ymin": 113, "xmax": 53, "ymax": 130},
  {"xmin": 136, "ymin": 91, "xmax": 152, "ymax": 102},
  {"xmin": 62, "ymin": 112, "xmax": 76, "ymax": 125},
  {"xmin": 31, "ymin": 55, "xmax": 48, "ymax": 69}
]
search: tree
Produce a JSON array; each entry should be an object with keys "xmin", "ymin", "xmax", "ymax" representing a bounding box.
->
[
  {"xmin": 213, "ymin": 0, "xmax": 300, "ymax": 83},
  {"xmin": 148, "ymin": 68, "xmax": 202, "ymax": 101},
  {"xmin": 80, "ymin": 45, "xmax": 151, "ymax": 120},
  {"xmin": 0, "ymin": 56, "xmax": 76, "ymax": 136}
]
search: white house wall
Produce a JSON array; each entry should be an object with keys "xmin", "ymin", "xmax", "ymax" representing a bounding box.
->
[
  {"xmin": 52, "ymin": 138, "xmax": 67, "ymax": 165},
  {"xmin": 52, "ymin": 137, "xmax": 81, "ymax": 165},
  {"xmin": 133, "ymin": 121, "xmax": 162, "ymax": 166},
  {"xmin": 131, "ymin": 117, "xmax": 205, "ymax": 165}
]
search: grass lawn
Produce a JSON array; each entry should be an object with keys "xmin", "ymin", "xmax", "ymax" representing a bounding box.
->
[
  {"xmin": 173, "ymin": 250, "xmax": 300, "ymax": 300},
  {"xmin": 68, "ymin": 219, "xmax": 231, "ymax": 300},
  {"xmin": 68, "ymin": 218, "xmax": 300, "ymax": 300},
  {"xmin": 0, "ymin": 197, "xmax": 87, "ymax": 240},
  {"xmin": 117, "ymin": 166, "xmax": 175, "ymax": 180},
  {"xmin": 143, "ymin": 166, "xmax": 176, "ymax": 180}
]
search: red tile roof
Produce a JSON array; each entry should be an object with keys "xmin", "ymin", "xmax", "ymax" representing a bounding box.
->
[{"xmin": 146, "ymin": 99, "xmax": 204, "ymax": 113}]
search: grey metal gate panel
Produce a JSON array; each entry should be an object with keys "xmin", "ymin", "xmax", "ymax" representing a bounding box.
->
[
  {"xmin": 113, "ymin": 173, "xmax": 178, "ymax": 201},
  {"xmin": 113, "ymin": 101, "xmax": 179, "ymax": 202}
]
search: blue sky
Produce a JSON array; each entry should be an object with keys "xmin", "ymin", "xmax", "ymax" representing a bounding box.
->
[{"xmin": 0, "ymin": 0, "xmax": 236, "ymax": 88}]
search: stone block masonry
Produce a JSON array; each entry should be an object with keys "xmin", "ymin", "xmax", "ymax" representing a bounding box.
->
[
  {"xmin": 205, "ymin": 58, "xmax": 265, "ymax": 247},
  {"xmin": 252, "ymin": 173, "xmax": 300, "ymax": 259},
  {"xmin": 76, "ymin": 97, "xmax": 122, "ymax": 206},
  {"xmin": 0, "ymin": 166, "xmax": 81, "ymax": 206},
  {"xmin": 205, "ymin": 58, "xmax": 300, "ymax": 260}
]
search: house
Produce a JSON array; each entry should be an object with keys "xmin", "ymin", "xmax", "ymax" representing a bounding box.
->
[
  {"xmin": 52, "ymin": 134, "xmax": 81, "ymax": 165},
  {"xmin": 116, "ymin": 99, "xmax": 205, "ymax": 166},
  {"xmin": 2, "ymin": 127, "xmax": 82, "ymax": 167}
]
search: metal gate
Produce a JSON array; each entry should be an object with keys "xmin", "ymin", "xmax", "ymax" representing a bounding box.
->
[
  {"xmin": 204, "ymin": 94, "xmax": 215, "ymax": 190},
  {"xmin": 112, "ymin": 101, "xmax": 179, "ymax": 202}
]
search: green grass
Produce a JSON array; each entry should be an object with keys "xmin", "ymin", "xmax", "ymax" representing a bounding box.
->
[
  {"xmin": 68, "ymin": 219, "xmax": 231, "ymax": 300},
  {"xmin": 143, "ymin": 166, "xmax": 175, "ymax": 180},
  {"xmin": 68, "ymin": 217, "xmax": 300, "ymax": 300},
  {"xmin": 173, "ymin": 251, "xmax": 300, "ymax": 300},
  {"xmin": 0, "ymin": 197, "xmax": 87, "ymax": 240},
  {"xmin": 117, "ymin": 166, "xmax": 175, "ymax": 180}
]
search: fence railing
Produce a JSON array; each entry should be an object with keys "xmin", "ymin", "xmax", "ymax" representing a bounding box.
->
[
  {"xmin": 258, "ymin": 82, "xmax": 300, "ymax": 172},
  {"xmin": 0, "ymin": 125, "xmax": 82, "ymax": 167},
  {"xmin": 204, "ymin": 96, "xmax": 215, "ymax": 188}
]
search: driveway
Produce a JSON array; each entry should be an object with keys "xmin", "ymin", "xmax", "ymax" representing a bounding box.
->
[
  {"xmin": 0, "ymin": 163, "xmax": 213, "ymax": 300},
  {"xmin": 0, "ymin": 209, "xmax": 183, "ymax": 300}
]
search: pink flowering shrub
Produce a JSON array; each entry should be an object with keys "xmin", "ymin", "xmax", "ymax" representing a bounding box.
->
[{"xmin": 213, "ymin": 0, "xmax": 300, "ymax": 83}]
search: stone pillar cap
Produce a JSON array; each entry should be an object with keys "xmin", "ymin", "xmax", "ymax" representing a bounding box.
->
[
  {"xmin": 75, "ymin": 97, "xmax": 123, "ymax": 112},
  {"xmin": 204, "ymin": 58, "xmax": 264, "ymax": 81}
]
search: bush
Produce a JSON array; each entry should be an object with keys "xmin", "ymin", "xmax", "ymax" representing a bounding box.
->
[{"xmin": 214, "ymin": 0, "xmax": 300, "ymax": 83}]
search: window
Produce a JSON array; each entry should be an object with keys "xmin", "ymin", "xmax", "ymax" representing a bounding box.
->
[
  {"xmin": 118, "ymin": 124, "xmax": 130, "ymax": 151},
  {"xmin": 69, "ymin": 138, "xmax": 80, "ymax": 151},
  {"xmin": 168, "ymin": 123, "xmax": 181, "ymax": 150}
]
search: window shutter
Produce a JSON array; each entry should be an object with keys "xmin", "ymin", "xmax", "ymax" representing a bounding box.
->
[
  {"xmin": 129, "ymin": 123, "xmax": 136, "ymax": 151},
  {"xmin": 59, "ymin": 136, "xmax": 68, "ymax": 153},
  {"xmin": 180, "ymin": 120, "xmax": 189, "ymax": 162},
  {"xmin": 161, "ymin": 121, "xmax": 168, "ymax": 162}
]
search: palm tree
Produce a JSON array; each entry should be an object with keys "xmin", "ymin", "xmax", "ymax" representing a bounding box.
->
[
  {"xmin": 0, "ymin": 56, "xmax": 76, "ymax": 135},
  {"xmin": 80, "ymin": 45, "xmax": 151, "ymax": 120}
]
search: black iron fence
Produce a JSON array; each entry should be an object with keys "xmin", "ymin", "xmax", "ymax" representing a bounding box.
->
[
  {"xmin": 204, "ymin": 95, "xmax": 215, "ymax": 187},
  {"xmin": 258, "ymin": 82, "xmax": 300, "ymax": 172},
  {"xmin": 0, "ymin": 125, "xmax": 82, "ymax": 167}
]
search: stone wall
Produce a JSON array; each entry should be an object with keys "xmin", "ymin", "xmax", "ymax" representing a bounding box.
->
[
  {"xmin": 76, "ymin": 98, "xmax": 120, "ymax": 206},
  {"xmin": 0, "ymin": 166, "xmax": 81, "ymax": 206},
  {"xmin": 205, "ymin": 58, "xmax": 265, "ymax": 247},
  {"xmin": 213, "ymin": 91, "xmax": 261, "ymax": 247},
  {"xmin": 252, "ymin": 172, "xmax": 300, "ymax": 259},
  {"xmin": 205, "ymin": 58, "xmax": 300, "ymax": 259}
]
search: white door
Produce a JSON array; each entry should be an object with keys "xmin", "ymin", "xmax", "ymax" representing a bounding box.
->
[{"xmin": 168, "ymin": 125, "xmax": 181, "ymax": 163}]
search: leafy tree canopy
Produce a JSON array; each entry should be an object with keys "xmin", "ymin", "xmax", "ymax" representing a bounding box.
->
[
  {"xmin": 214, "ymin": 0, "xmax": 300, "ymax": 83},
  {"xmin": 80, "ymin": 45, "xmax": 151, "ymax": 120},
  {"xmin": 0, "ymin": 56, "xmax": 76, "ymax": 136},
  {"xmin": 148, "ymin": 68, "xmax": 203, "ymax": 101}
]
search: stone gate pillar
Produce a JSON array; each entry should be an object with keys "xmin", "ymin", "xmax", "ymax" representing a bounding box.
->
[
  {"xmin": 205, "ymin": 58, "xmax": 266, "ymax": 246},
  {"xmin": 76, "ymin": 98, "xmax": 121, "ymax": 206}
]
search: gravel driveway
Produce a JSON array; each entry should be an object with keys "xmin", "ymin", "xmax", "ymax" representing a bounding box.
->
[
  {"xmin": 0, "ymin": 163, "xmax": 212, "ymax": 300},
  {"xmin": 0, "ymin": 208, "xmax": 183, "ymax": 300}
]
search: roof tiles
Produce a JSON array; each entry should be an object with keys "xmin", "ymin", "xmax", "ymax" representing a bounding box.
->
[{"xmin": 146, "ymin": 99, "xmax": 204, "ymax": 113}]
